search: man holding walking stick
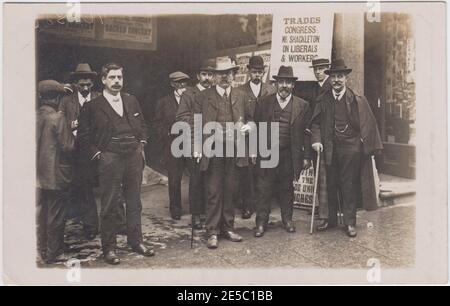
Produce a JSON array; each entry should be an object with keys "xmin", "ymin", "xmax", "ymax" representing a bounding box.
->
[{"xmin": 310, "ymin": 59, "xmax": 383, "ymax": 237}]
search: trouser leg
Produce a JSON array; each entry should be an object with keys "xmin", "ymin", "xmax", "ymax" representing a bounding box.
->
[
  {"xmin": 187, "ymin": 158, "xmax": 204, "ymax": 215},
  {"xmin": 204, "ymin": 158, "xmax": 225, "ymax": 236}
]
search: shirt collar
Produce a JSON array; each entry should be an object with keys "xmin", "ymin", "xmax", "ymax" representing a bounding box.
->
[
  {"xmin": 318, "ymin": 75, "xmax": 329, "ymax": 87},
  {"xmin": 276, "ymin": 93, "xmax": 292, "ymax": 104},
  {"xmin": 78, "ymin": 91, "xmax": 91, "ymax": 102},
  {"xmin": 196, "ymin": 83, "xmax": 207, "ymax": 91},
  {"xmin": 174, "ymin": 91, "xmax": 182, "ymax": 104},
  {"xmin": 103, "ymin": 90, "xmax": 122, "ymax": 103},
  {"xmin": 332, "ymin": 87, "xmax": 346, "ymax": 101},
  {"xmin": 250, "ymin": 81, "xmax": 262, "ymax": 96},
  {"xmin": 216, "ymin": 85, "xmax": 231, "ymax": 98}
]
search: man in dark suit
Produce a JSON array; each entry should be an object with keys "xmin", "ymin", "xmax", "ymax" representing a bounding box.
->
[
  {"xmin": 237, "ymin": 55, "xmax": 276, "ymax": 219},
  {"xmin": 295, "ymin": 58, "xmax": 332, "ymax": 112},
  {"xmin": 311, "ymin": 59, "xmax": 383, "ymax": 237},
  {"xmin": 254, "ymin": 66, "xmax": 312, "ymax": 237},
  {"xmin": 154, "ymin": 71, "xmax": 190, "ymax": 220},
  {"xmin": 193, "ymin": 57, "xmax": 255, "ymax": 249},
  {"xmin": 176, "ymin": 59, "xmax": 215, "ymax": 228},
  {"xmin": 37, "ymin": 80, "xmax": 75, "ymax": 264},
  {"xmin": 78, "ymin": 63, "xmax": 154, "ymax": 265},
  {"xmin": 59, "ymin": 63, "xmax": 101, "ymax": 240}
]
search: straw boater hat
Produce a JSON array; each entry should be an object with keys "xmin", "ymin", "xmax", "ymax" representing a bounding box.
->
[
  {"xmin": 309, "ymin": 58, "xmax": 331, "ymax": 68},
  {"xmin": 272, "ymin": 65, "xmax": 298, "ymax": 81},
  {"xmin": 324, "ymin": 59, "xmax": 352, "ymax": 75},
  {"xmin": 70, "ymin": 63, "xmax": 98, "ymax": 80}
]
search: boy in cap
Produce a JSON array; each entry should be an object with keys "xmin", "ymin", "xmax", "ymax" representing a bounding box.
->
[{"xmin": 36, "ymin": 80, "xmax": 75, "ymax": 264}]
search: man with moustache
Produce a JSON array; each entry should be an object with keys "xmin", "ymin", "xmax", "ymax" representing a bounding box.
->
[
  {"xmin": 193, "ymin": 58, "xmax": 254, "ymax": 249},
  {"xmin": 78, "ymin": 63, "xmax": 154, "ymax": 265},
  {"xmin": 59, "ymin": 63, "xmax": 101, "ymax": 240},
  {"xmin": 236, "ymin": 55, "xmax": 276, "ymax": 219},
  {"xmin": 154, "ymin": 71, "xmax": 191, "ymax": 220},
  {"xmin": 310, "ymin": 59, "xmax": 383, "ymax": 237},
  {"xmin": 254, "ymin": 66, "xmax": 311, "ymax": 237},
  {"xmin": 176, "ymin": 59, "xmax": 215, "ymax": 228}
]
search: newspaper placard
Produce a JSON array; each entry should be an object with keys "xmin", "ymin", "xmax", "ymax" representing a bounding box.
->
[
  {"xmin": 234, "ymin": 52, "xmax": 252, "ymax": 86},
  {"xmin": 293, "ymin": 167, "xmax": 318, "ymax": 208},
  {"xmin": 103, "ymin": 16, "xmax": 154, "ymax": 44},
  {"xmin": 270, "ymin": 14, "xmax": 334, "ymax": 81}
]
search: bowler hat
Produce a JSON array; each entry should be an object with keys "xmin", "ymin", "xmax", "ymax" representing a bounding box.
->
[
  {"xmin": 324, "ymin": 59, "xmax": 352, "ymax": 75},
  {"xmin": 247, "ymin": 55, "xmax": 265, "ymax": 70},
  {"xmin": 169, "ymin": 71, "xmax": 190, "ymax": 82},
  {"xmin": 309, "ymin": 58, "xmax": 330, "ymax": 68},
  {"xmin": 272, "ymin": 65, "xmax": 298, "ymax": 81},
  {"xmin": 38, "ymin": 80, "xmax": 66, "ymax": 95},
  {"xmin": 213, "ymin": 57, "xmax": 239, "ymax": 72},
  {"xmin": 70, "ymin": 63, "xmax": 97, "ymax": 79},
  {"xmin": 199, "ymin": 59, "xmax": 215, "ymax": 72}
]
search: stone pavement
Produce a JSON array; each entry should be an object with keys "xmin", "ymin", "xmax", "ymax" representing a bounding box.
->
[{"xmin": 43, "ymin": 173, "xmax": 415, "ymax": 270}]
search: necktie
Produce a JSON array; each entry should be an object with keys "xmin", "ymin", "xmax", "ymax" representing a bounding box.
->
[{"xmin": 223, "ymin": 91, "xmax": 228, "ymax": 100}]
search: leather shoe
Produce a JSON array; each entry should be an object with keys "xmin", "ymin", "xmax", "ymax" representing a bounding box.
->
[
  {"xmin": 192, "ymin": 215, "xmax": 203, "ymax": 230},
  {"xmin": 346, "ymin": 225, "xmax": 357, "ymax": 238},
  {"xmin": 284, "ymin": 221, "xmax": 296, "ymax": 233},
  {"xmin": 316, "ymin": 220, "xmax": 337, "ymax": 232},
  {"xmin": 242, "ymin": 209, "xmax": 253, "ymax": 219},
  {"xmin": 132, "ymin": 243, "xmax": 155, "ymax": 257},
  {"xmin": 207, "ymin": 235, "xmax": 218, "ymax": 249},
  {"xmin": 254, "ymin": 224, "xmax": 265, "ymax": 238},
  {"xmin": 171, "ymin": 213, "xmax": 181, "ymax": 220},
  {"xmin": 104, "ymin": 251, "xmax": 121, "ymax": 265},
  {"xmin": 222, "ymin": 231, "xmax": 243, "ymax": 242}
]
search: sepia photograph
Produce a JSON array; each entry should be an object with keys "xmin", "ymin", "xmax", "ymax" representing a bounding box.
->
[{"xmin": 2, "ymin": 1, "xmax": 448, "ymax": 286}]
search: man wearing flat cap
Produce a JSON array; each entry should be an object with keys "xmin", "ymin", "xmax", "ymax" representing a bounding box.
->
[
  {"xmin": 154, "ymin": 71, "xmax": 191, "ymax": 220},
  {"xmin": 176, "ymin": 59, "xmax": 215, "ymax": 229},
  {"xmin": 236, "ymin": 55, "xmax": 276, "ymax": 220},
  {"xmin": 310, "ymin": 59, "xmax": 383, "ymax": 238},
  {"xmin": 37, "ymin": 80, "xmax": 75, "ymax": 264},
  {"xmin": 59, "ymin": 63, "xmax": 101, "ymax": 240},
  {"xmin": 78, "ymin": 63, "xmax": 153, "ymax": 265},
  {"xmin": 193, "ymin": 57, "xmax": 254, "ymax": 249},
  {"xmin": 253, "ymin": 66, "xmax": 312, "ymax": 237}
]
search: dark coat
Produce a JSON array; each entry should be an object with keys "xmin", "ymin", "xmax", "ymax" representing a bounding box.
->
[
  {"xmin": 176, "ymin": 85, "xmax": 203, "ymax": 126},
  {"xmin": 295, "ymin": 78, "xmax": 332, "ymax": 112},
  {"xmin": 58, "ymin": 91, "xmax": 101, "ymax": 125},
  {"xmin": 37, "ymin": 105, "xmax": 75, "ymax": 190},
  {"xmin": 237, "ymin": 81, "xmax": 277, "ymax": 117},
  {"xmin": 193, "ymin": 86, "xmax": 254, "ymax": 171},
  {"xmin": 255, "ymin": 94, "xmax": 312, "ymax": 180},
  {"xmin": 311, "ymin": 88, "xmax": 383, "ymax": 211},
  {"xmin": 78, "ymin": 93, "xmax": 148, "ymax": 160}
]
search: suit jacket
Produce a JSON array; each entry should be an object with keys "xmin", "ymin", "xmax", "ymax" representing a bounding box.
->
[
  {"xmin": 237, "ymin": 81, "xmax": 276, "ymax": 117},
  {"xmin": 255, "ymin": 94, "xmax": 312, "ymax": 180},
  {"xmin": 176, "ymin": 85, "xmax": 203, "ymax": 125},
  {"xmin": 59, "ymin": 91, "xmax": 101, "ymax": 124},
  {"xmin": 37, "ymin": 105, "xmax": 75, "ymax": 190},
  {"xmin": 78, "ymin": 93, "xmax": 148, "ymax": 160},
  {"xmin": 193, "ymin": 86, "xmax": 254, "ymax": 171}
]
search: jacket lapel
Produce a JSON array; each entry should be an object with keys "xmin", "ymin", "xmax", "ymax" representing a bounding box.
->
[
  {"xmin": 98, "ymin": 95, "xmax": 120, "ymax": 120},
  {"xmin": 290, "ymin": 97, "xmax": 302, "ymax": 125}
]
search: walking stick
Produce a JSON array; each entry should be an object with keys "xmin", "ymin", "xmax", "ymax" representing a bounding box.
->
[
  {"xmin": 191, "ymin": 217, "xmax": 194, "ymax": 249},
  {"xmin": 310, "ymin": 152, "xmax": 321, "ymax": 234}
]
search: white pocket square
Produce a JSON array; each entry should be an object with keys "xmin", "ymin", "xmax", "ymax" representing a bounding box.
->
[{"xmin": 134, "ymin": 112, "xmax": 140, "ymax": 117}]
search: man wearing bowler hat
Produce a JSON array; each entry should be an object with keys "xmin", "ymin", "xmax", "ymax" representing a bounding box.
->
[
  {"xmin": 78, "ymin": 63, "xmax": 153, "ymax": 265},
  {"xmin": 37, "ymin": 80, "xmax": 75, "ymax": 264},
  {"xmin": 310, "ymin": 59, "xmax": 383, "ymax": 237},
  {"xmin": 253, "ymin": 65, "xmax": 312, "ymax": 237},
  {"xmin": 193, "ymin": 57, "xmax": 254, "ymax": 249},
  {"xmin": 59, "ymin": 63, "xmax": 101, "ymax": 240},
  {"xmin": 154, "ymin": 71, "xmax": 191, "ymax": 220},
  {"xmin": 176, "ymin": 59, "xmax": 215, "ymax": 229},
  {"xmin": 236, "ymin": 55, "xmax": 276, "ymax": 220}
]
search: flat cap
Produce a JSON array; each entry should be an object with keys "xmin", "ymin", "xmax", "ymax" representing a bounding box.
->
[
  {"xmin": 38, "ymin": 80, "xmax": 66, "ymax": 95},
  {"xmin": 169, "ymin": 71, "xmax": 190, "ymax": 82}
]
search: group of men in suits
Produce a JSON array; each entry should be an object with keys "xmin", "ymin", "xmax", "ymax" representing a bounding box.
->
[{"xmin": 36, "ymin": 54, "xmax": 382, "ymax": 264}]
